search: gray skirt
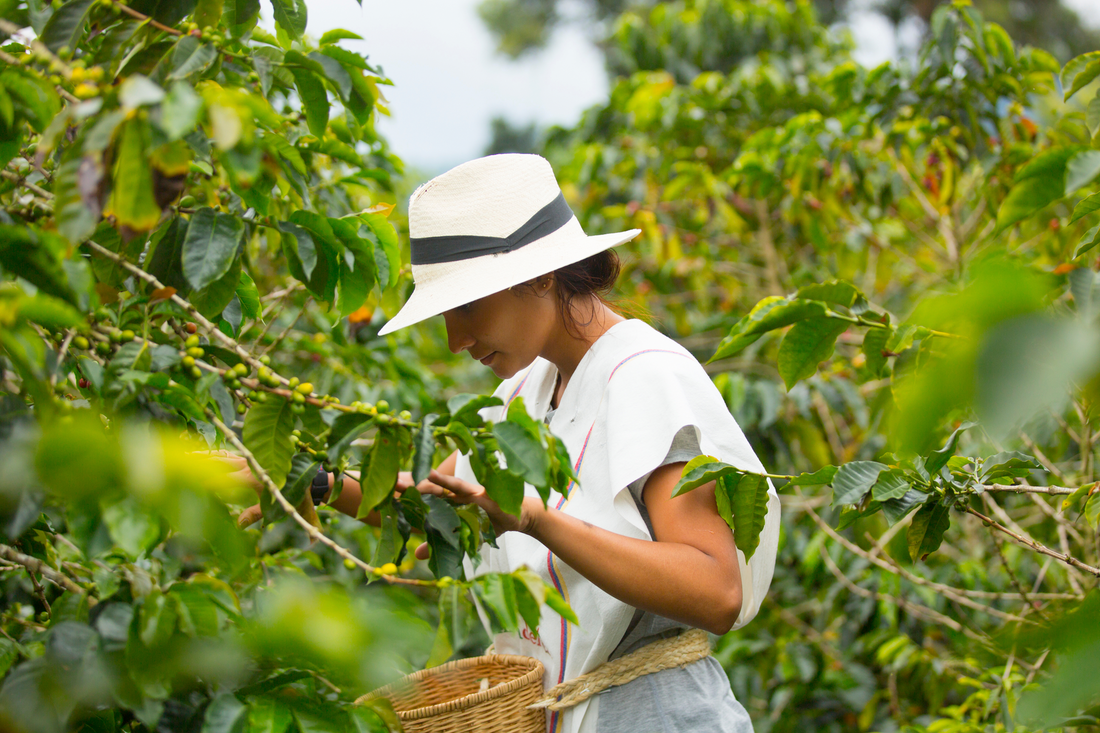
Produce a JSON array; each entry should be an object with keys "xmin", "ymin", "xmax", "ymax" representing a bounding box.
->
[{"xmin": 594, "ymin": 655, "xmax": 753, "ymax": 733}]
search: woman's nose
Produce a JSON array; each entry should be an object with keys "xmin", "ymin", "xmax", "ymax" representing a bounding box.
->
[{"xmin": 443, "ymin": 314, "xmax": 475, "ymax": 354}]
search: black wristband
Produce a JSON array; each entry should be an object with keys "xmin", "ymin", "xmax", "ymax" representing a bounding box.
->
[{"xmin": 311, "ymin": 467, "xmax": 330, "ymax": 506}]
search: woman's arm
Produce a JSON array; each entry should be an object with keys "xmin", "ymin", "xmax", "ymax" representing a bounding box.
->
[
  {"xmin": 230, "ymin": 450, "xmax": 460, "ymax": 528},
  {"xmin": 426, "ymin": 463, "xmax": 743, "ymax": 636}
]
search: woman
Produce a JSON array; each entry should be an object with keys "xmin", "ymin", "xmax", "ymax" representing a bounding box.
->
[{"xmin": 242, "ymin": 154, "xmax": 781, "ymax": 733}]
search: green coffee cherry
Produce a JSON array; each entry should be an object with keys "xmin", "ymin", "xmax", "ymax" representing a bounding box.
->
[
  {"xmin": 376, "ymin": 400, "xmax": 389, "ymax": 412},
  {"xmin": 73, "ymin": 336, "xmax": 90, "ymax": 350},
  {"xmin": 185, "ymin": 334, "xmax": 200, "ymax": 348},
  {"xmin": 296, "ymin": 382, "xmax": 312, "ymax": 395},
  {"xmin": 236, "ymin": 403, "xmax": 247, "ymax": 415},
  {"xmin": 259, "ymin": 355, "xmax": 271, "ymax": 365},
  {"xmin": 189, "ymin": 366, "xmax": 203, "ymax": 379},
  {"xmin": 290, "ymin": 403, "xmax": 305, "ymax": 414},
  {"xmin": 292, "ymin": 392, "xmax": 305, "ymax": 404},
  {"xmin": 120, "ymin": 330, "xmax": 135, "ymax": 341},
  {"xmin": 233, "ymin": 362, "xmax": 249, "ymax": 377},
  {"xmin": 186, "ymin": 347, "xmax": 204, "ymax": 358},
  {"xmin": 178, "ymin": 195, "xmax": 196, "ymax": 207},
  {"xmin": 182, "ymin": 355, "xmax": 196, "ymax": 368},
  {"xmin": 288, "ymin": 377, "xmax": 300, "ymax": 389}
]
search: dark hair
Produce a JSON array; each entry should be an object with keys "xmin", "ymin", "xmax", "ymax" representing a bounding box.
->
[{"xmin": 553, "ymin": 249, "xmax": 621, "ymax": 337}]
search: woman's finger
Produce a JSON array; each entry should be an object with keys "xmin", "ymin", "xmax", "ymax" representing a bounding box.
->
[
  {"xmin": 237, "ymin": 504, "xmax": 263, "ymax": 528},
  {"xmin": 426, "ymin": 470, "xmax": 476, "ymax": 497}
]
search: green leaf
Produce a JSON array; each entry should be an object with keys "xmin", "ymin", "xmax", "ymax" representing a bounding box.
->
[
  {"xmin": 1075, "ymin": 223, "xmax": 1100, "ymax": 258},
  {"xmin": 102, "ymin": 498, "xmax": 160, "ymax": 557},
  {"xmin": 192, "ymin": 0, "xmax": 223, "ymax": 29},
  {"xmin": 777, "ymin": 317, "xmax": 849, "ymax": 390},
  {"xmin": 980, "ymin": 451, "xmax": 1041, "ymax": 483},
  {"xmin": 357, "ymin": 427, "xmax": 401, "ymax": 519},
  {"xmin": 426, "ymin": 601, "xmax": 454, "ymax": 668},
  {"xmin": 795, "ymin": 280, "xmax": 867, "ymax": 310},
  {"xmin": 1061, "ymin": 51, "xmax": 1100, "ymax": 101},
  {"xmin": 160, "ymin": 82, "xmax": 203, "ymax": 140},
  {"xmin": 119, "ymin": 75, "xmax": 165, "ymax": 108},
  {"xmin": 1061, "ymin": 482, "xmax": 1094, "ymax": 513},
  {"xmin": 412, "ymin": 414, "xmax": 439, "ymax": 485},
  {"xmin": 167, "ymin": 36, "xmax": 218, "ymax": 81},
  {"xmin": 996, "ymin": 147, "xmax": 1083, "ymax": 233},
  {"xmin": 190, "ymin": 258, "xmax": 241, "ymax": 320},
  {"xmin": 1085, "ymin": 492, "xmax": 1100, "ymax": 528},
  {"xmin": 203, "ymin": 693, "xmax": 247, "ymax": 733},
  {"xmin": 319, "ymin": 28, "xmax": 363, "ymax": 45},
  {"xmin": 1069, "ymin": 191, "xmax": 1100, "ymax": 224},
  {"xmin": 479, "ymin": 574, "xmax": 518, "ymax": 631},
  {"xmin": 276, "ymin": 221, "xmax": 317, "ymax": 285},
  {"xmin": 289, "ymin": 70, "xmax": 329, "ymax": 138},
  {"xmin": 789, "ymin": 465, "xmax": 838, "ymax": 486},
  {"xmin": 672, "ymin": 456, "xmax": 742, "ymax": 496},
  {"xmin": 831, "ymin": 461, "xmax": 887, "ymax": 506},
  {"xmin": 242, "ymin": 399, "xmax": 296, "ymax": 488},
  {"xmin": 247, "ymin": 699, "xmax": 292, "ymax": 733},
  {"xmin": 282, "ymin": 453, "xmax": 320, "ymax": 510},
  {"xmin": 719, "ymin": 472, "xmax": 769, "ymax": 562},
  {"xmin": 484, "ymin": 468, "xmax": 524, "ymax": 518},
  {"xmin": 308, "ymin": 51, "xmax": 352, "ymax": 101},
  {"xmin": 326, "ymin": 412, "xmax": 373, "ymax": 465},
  {"xmin": 234, "ymin": 269, "xmax": 261, "ymax": 320},
  {"xmin": 449, "ymin": 394, "xmax": 502, "ymax": 427},
  {"xmin": 870, "ymin": 469, "xmax": 910, "ymax": 501},
  {"xmin": 861, "ymin": 323, "xmax": 891, "ymax": 376},
  {"xmin": 886, "ymin": 323, "xmax": 923, "ymax": 353},
  {"xmin": 493, "ymin": 421, "xmax": 549, "ymax": 489},
  {"xmin": 882, "ymin": 489, "xmax": 929, "ymax": 525},
  {"xmin": 104, "ymin": 118, "xmax": 161, "ymax": 232},
  {"xmin": 371, "ymin": 500, "xmax": 404, "ymax": 567},
  {"xmin": 271, "ymin": 0, "xmax": 307, "ymax": 39},
  {"xmin": 1065, "ymin": 150, "xmax": 1100, "ymax": 196},
  {"xmin": 38, "ymin": 0, "xmax": 94, "ymax": 54},
  {"xmin": 925, "ymin": 422, "xmax": 973, "ymax": 475},
  {"xmin": 1088, "ymin": 91, "xmax": 1100, "ymax": 137},
  {"xmin": 182, "ymin": 208, "xmax": 244, "ymax": 291},
  {"xmin": 907, "ymin": 500, "xmax": 951, "ymax": 561},
  {"xmin": 363, "ymin": 214, "xmax": 400, "ymax": 289},
  {"xmin": 976, "ymin": 315, "xmax": 1100, "ymax": 437},
  {"xmin": 710, "ymin": 297, "xmax": 829, "ymax": 362}
]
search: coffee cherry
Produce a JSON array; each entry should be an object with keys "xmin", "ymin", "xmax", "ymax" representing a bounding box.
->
[
  {"xmin": 288, "ymin": 377, "xmax": 300, "ymax": 389},
  {"xmin": 233, "ymin": 362, "xmax": 249, "ymax": 377},
  {"xmin": 186, "ymin": 347, "xmax": 204, "ymax": 358},
  {"xmin": 73, "ymin": 336, "xmax": 90, "ymax": 350},
  {"xmin": 185, "ymin": 334, "xmax": 200, "ymax": 348},
  {"xmin": 258, "ymin": 355, "xmax": 271, "ymax": 365},
  {"xmin": 182, "ymin": 355, "xmax": 196, "ymax": 368},
  {"xmin": 376, "ymin": 400, "xmax": 389, "ymax": 412},
  {"xmin": 343, "ymin": 558, "xmax": 357, "ymax": 570},
  {"xmin": 120, "ymin": 330, "xmax": 135, "ymax": 341},
  {"xmin": 236, "ymin": 403, "xmax": 247, "ymax": 415},
  {"xmin": 292, "ymin": 392, "xmax": 305, "ymax": 404},
  {"xmin": 189, "ymin": 366, "xmax": 203, "ymax": 379},
  {"xmin": 295, "ymin": 382, "xmax": 312, "ymax": 395},
  {"xmin": 95, "ymin": 342, "xmax": 110, "ymax": 355},
  {"xmin": 289, "ymin": 403, "xmax": 305, "ymax": 414},
  {"xmin": 78, "ymin": 378, "xmax": 90, "ymax": 389},
  {"xmin": 184, "ymin": 322, "xmax": 197, "ymax": 334}
]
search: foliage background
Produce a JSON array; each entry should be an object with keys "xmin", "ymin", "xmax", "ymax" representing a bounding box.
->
[{"xmin": 1, "ymin": 0, "xmax": 1100, "ymax": 732}]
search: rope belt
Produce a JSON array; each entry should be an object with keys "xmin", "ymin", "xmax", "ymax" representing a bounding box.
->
[{"xmin": 528, "ymin": 629, "xmax": 711, "ymax": 712}]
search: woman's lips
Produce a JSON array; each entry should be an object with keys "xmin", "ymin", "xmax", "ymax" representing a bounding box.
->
[{"xmin": 479, "ymin": 352, "xmax": 496, "ymax": 365}]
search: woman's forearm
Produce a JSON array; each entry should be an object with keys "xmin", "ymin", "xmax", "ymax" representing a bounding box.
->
[
  {"xmin": 522, "ymin": 499, "xmax": 742, "ymax": 635},
  {"xmin": 322, "ymin": 450, "xmax": 460, "ymax": 525}
]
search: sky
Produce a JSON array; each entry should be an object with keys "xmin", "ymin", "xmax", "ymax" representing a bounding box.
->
[{"xmin": 302, "ymin": 0, "xmax": 1100, "ymax": 175}]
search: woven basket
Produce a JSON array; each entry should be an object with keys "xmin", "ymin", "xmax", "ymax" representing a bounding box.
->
[{"xmin": 357, "ymin": 654, "xmax": 546, "ymax": 733}]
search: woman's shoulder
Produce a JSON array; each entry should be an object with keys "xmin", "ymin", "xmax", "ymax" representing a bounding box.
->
[{"xmin": 598, "ymin": 320, "xmax": 705, "ymax": 386}]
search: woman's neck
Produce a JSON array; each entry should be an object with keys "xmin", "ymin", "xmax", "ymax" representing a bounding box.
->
[{"xmin": 544, "ymin": 298, "xmax": 625, "ymax": 407}]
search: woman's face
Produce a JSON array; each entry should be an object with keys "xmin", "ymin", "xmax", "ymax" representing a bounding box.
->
[{"xmin": 442, "ymin": 281, "xmax": 558, "ymax": 379}]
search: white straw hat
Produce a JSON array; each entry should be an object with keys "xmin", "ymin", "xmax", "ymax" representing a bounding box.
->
[{"xmin": 377, "ymin": 154, "xmax": 641, "ymax": 335}]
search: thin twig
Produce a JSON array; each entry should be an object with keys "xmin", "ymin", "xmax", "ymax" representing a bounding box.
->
[
  {"xmin": 793, "ymin": 491, "xmax": 1055, "ymax": 617},
  {"xmin": 0, "ymin": 544, "xmax": 93, "ymax": 603},
  {"xmin": 966, "ymin": 506, "xmax": 1100, "ymax": 577},
  {"xmin": 820, "ymin": 547, "xmax": 965, "ymax": 633},
  {"xmin": 111, "ymin": 0, "xmax": 182, "ymax": 35},
  {"xmin": 2, "ymin": 170, "xmax": 52, "ymax": 200},
  {"xmin": 206, "ymin": 414, "xmax": 434, "ymax": 588}
]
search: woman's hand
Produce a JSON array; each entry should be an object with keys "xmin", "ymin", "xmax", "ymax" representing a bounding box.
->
[{"xmin": 423, "ymin": 470, "xmax": 542, "ymax": 536}]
